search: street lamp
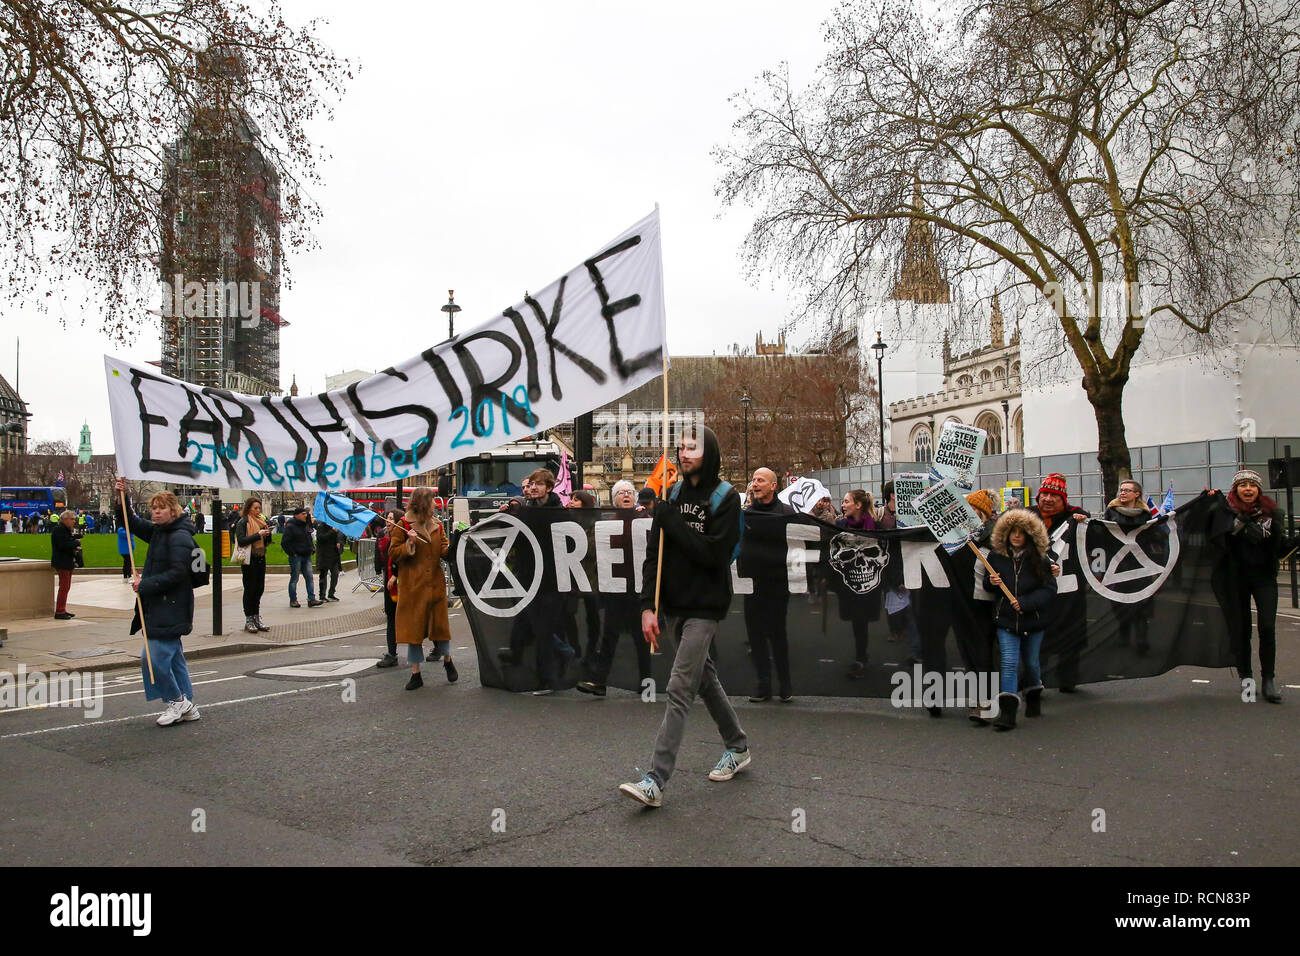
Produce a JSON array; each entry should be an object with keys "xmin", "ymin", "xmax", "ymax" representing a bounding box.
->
[
  {"xmin": 1001, "ymin": 398, "xmax": 1010, "ymax": 455},
  {"xmin": 740, "ymin": 388, "xmax": 752, "ymax": 479},
  {"xmin": 871, "ymin": 331, "xmax": 888, "ymax": 488},
  {"xmin": 441, "ymin": 290, "xmax": 462, "ymax": 340}
]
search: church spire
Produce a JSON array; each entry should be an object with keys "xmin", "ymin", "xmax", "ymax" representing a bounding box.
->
[
  {"xmin": 289, "ymin": 374, "xmax": 298, "ymax": 398},
  {"xmin": 891, "ymin": 180, "xmax": 951, "ymax": 304},
  {"xmin": 990, "ymin": 292, "xmax": 1005, "ymax": 348}
]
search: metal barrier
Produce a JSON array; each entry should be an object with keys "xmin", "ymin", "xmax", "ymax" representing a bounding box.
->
[{"xmin": 352, "ymin": 538, "xmax": 384, "ymax": 596}]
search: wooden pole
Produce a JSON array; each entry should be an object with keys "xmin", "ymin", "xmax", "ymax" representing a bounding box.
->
[
  {"xmin": 121, "ymin": 485, "xmax": 154, "ymax": 684},
  {"xmin": 649, "ymin": 350, "xmax": 670, "ymax": 652},
  {"xmin": 967, "ymin": 538, "xmax": 1018, "ymax": 602}
]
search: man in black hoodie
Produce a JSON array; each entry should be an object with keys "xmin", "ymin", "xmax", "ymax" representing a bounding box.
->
[
  {"xmin": 739, "ymin": 467, "xmax": 797, "ymax": 703},
  {"xmin": 619, "ymin": 425, "xmax": 749, "ymax": 808},
  {"xmin": 281, "ymin": 506, "xmax": 323, "ymax": 608}
]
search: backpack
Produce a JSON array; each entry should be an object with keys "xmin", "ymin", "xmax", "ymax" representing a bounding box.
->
[{"xmin": 667, "ymin": 479, "xmax": 744, "ymax": 564}]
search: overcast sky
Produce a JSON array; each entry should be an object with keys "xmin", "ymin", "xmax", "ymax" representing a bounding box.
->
[{"xmin": 2, "ymin": 0, "xmax": 842, "ymax": 455}]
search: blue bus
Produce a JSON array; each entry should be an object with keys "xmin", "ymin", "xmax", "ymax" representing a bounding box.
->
[{"xmin": 0, "ymin": 486, "xmax": 69, "ymax": 519}]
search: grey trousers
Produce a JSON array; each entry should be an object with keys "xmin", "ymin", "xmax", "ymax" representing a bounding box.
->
[{"xmin": 648, "ymin": 617, "xmax": 748, "ymax": 789}]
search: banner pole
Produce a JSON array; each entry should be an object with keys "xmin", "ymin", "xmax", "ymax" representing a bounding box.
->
[
  {"xmin": 650, "ymin": 350, "xmax": 669, "ymax": 652},
  {"xmin": 121, "ymin": 485, "xmax": 154, "ymax": 684},
  {"xmin": 966, "ymin": 538, "xmax": 1017, "ymax": 602}
]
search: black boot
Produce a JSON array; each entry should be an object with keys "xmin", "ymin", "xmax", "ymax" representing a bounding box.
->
[
  {"xmin": 1023, "ymin": 685, "xmax": 1043, "ymax": 718},
  {"xmin": 1264, "ymin": 678, "xmax": 1282, "ymax": 704},
  {"xmin": 993, "ymin": 693, "xmax": 1019, "ymax": 731}
]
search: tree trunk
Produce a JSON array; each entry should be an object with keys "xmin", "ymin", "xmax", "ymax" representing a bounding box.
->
[{"xmin": 1084, "ymin": 379, "xmax": 1134, "ymax": 506}]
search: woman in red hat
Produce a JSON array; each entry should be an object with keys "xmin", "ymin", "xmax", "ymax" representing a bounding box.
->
[
  {"xmin": 1213, "ymin": 470, "xmax": 1290, "ymax": 703},
  {"xmin": 1031, "ymin": 474, "xmax": 1089, "ymax": 691}
]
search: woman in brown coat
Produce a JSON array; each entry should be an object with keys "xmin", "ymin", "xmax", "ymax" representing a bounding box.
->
[{"xmin": 390, "ymin": 486, "xmax": 456, "ymax": 690}]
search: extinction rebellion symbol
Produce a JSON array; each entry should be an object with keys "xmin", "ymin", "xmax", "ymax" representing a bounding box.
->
[
  {"xmin": 1077, "ymin": 517, "xmax": 1180, "ymax": 604},
  {"xmin": 456, "ymin": 514, "xmax": 543, "ymax": 618}
]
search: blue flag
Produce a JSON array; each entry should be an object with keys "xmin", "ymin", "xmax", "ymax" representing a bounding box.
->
[
  {"xmin": 313, "ymin": 492, "xmax": 378, "ymax": 538},
  {"xmin": 1161, "ymin": 482, "xmax": 1176, "ymax": 515}
]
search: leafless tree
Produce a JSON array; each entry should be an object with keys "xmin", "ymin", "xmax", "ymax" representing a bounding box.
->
[
  {"xmin": 717, "ymin": 0, "xmax": 1300, "ymax": 499},
  {"xmin": 0, "ymin": 0, "xmax": 353, "ymax": 342}
]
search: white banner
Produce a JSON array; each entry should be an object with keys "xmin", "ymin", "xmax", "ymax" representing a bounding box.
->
[
  {"xmin": 891, "ymin": 472, "xmax": 930, "ymax": 528},
  {"xmin": 929, "ymin": 421, "xmax": 986, "ymax": 491},
  {"xmin": 913, "ymin": 478, "xmax": 985, "ymax": 553},
  {"xmin": 106, "ymin": 211, "xmax": 667, "ymax": 493},
  {"xmin": 778, "ymin": 476, "xmax": 832, "ymax": 515}
]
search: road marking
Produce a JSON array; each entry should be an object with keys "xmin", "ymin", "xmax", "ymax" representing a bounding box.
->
[
  {"xmin": 0, "ymin": 676, "xmax": 248, "ymax": 715},
  {"xmin": 0, "ymin": 683, "xmax": 344, "ymax": 740},
  {"xmin": 1191, "ymin": 679, "xmax": 1211, "ymax": 684},
  {"xmin": 254, "ymin": 659, "xmax": 376, "ymax": 679}
]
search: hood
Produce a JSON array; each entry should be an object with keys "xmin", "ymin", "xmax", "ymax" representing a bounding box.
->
[
  {"xmin": 1107, "ymin": 498, "xmax": 1149, "ymax": 515},
  {"xmin": 677, "ymin": 424, "xmax": 722, "ymax": 491},
  {"xmin": 160, "ymin": 515, "xmax": 198, "ymax": 535},
  {"xmin": 990, "ymin": 508, "xmax": 1050, "ymax": 558}
]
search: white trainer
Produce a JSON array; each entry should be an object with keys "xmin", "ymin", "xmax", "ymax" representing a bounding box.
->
[
  {"xmin": 180, "ymin": 701, "xmax": 201, "ymax": 722},
  {"xmin": 156, "ymin": 698, "xmax": 193, "ymax": 727}
]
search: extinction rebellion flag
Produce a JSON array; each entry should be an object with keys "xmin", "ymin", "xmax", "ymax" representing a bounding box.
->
[{"xmin": 450, "ymin": 493, "xmax": 1239, "ymax": 699}]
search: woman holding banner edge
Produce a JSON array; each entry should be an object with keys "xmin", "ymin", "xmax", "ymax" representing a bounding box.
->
[{"xmin": 835, "ymin": 489, "xmax": 879, "ymax": 679}]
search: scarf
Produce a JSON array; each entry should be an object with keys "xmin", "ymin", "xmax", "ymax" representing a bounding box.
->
[{"xmin": 246, "ymin": 512, "xmax": 267, "ymax": 555}]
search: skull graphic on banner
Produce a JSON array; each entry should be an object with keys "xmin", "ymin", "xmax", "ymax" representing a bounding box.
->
[{"xmin": 828, "ymin": 533, "xmax": 890, "ymax": 594}]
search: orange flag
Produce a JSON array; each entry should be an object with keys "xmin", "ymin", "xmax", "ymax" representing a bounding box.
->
[{"xmin": 645, "ymin": 454, "xmax": 678, "ymax": 497}]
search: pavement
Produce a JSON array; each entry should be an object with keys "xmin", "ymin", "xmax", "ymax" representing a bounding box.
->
[{"xmin": 0, "ymin": 566, "xmax": 391, "ymax": 675}]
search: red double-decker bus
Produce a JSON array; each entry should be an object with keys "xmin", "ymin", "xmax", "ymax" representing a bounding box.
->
[{"xmin": 342, "ymin": 487, "xmax": 444, "ymax": 512}]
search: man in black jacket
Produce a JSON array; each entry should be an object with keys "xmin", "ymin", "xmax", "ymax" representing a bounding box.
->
[
  {"xmin": 282, "ymin": 506, "xmax": 323, "ymax": 608},
  {"xmin": 316, "ymin": 521, "xmax": 344, "ymax": 601},
  {"xmin": 740, "ymin": 467, "xmax": 797, "ymax": 702},
  {"xmin": 619, "ymin": 425, "xmax": 749, "ymax": 808}
]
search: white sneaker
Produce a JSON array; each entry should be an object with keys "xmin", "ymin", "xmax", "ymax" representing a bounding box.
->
[
  {"xmin": 618, "ymin": 773, "xmax": 663, "ymax": 808},
  {"xmin": 181, "ymin": 701, "xmax": 201, "ymax": 722},
  {"xmin": 156, "ymin": 698, "xmax": 192, "ymax": 726},
  {"xmin": 708, "ymin": 748, "xmax": 751, "ymax": 781}
]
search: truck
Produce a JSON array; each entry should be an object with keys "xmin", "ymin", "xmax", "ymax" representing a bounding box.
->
[{"xmin": 450, "ymin": 437, "xmax": 564, "ymax": 528}]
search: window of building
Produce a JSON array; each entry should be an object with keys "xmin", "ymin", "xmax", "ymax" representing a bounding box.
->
[
  {"xmin": 994, "ymin": 366, "xmax": 1006, "ymax": 380},
  {"xmin": 980, "ymin": 369, "xmax": 992, "ymax": 382},
  {"xmin": 957, "ymin": 374, "xmax": 973, "ymax": 387},
  {"xmin": 912, "ymin": 426, "xmax": 933, "ymax": 463},
  {"xmin": 976, "ymin": 412, "xmax": 1003, "ymax": 455}
]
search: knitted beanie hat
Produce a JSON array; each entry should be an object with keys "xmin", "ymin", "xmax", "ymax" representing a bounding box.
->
[
  {"xmin": 1232, "ymin": 469, "xmax": 1263, "ymax": 489},
  {"xmin": 965, "ymin": 489, "xmax": 996, "ymax": 520},
  {"xmin": 1038, "ymin": 473, "xmax": 1069, "ymax": 503}
]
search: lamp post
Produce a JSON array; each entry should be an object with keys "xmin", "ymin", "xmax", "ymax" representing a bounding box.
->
[
  {"xmin": 740, "ymin": 388, "xmax": 752, "ymax": 479},
  {"xmin": 441, "ymin": 290, "xmax": 462, "ymax": 340},
  {"xmin": 871, "ymin": 331, "xmax": 888, "ymax": 488}
]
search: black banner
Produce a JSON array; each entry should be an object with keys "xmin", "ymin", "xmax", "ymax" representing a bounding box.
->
[{"xmin": 450, "ymin": 494, "xmax": 1237, "ymax": 700}]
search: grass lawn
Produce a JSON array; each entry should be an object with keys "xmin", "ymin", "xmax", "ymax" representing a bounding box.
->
[{"xmin": 0, "ymin": 532, "xmax": 358, "ymax": 568}]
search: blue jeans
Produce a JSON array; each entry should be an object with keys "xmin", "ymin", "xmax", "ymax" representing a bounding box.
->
[
  {"xmin": 997, "ymin": 628, "xmax": 1043, "ymax": 695},
  {"xmin": 406, "ymin": 641, "xmax": 450, "ymax": 665},
  {"xmin": 141, "ymin": 639, "xmax": 193, "ymax": 702},
  {"xmin": 288, "ymin": 554, "xmax": 315, "ymax": 602}
]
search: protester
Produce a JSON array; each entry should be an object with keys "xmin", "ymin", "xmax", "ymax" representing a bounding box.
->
[
  {"xmin": 282, "ymin": 505, "xmax": 323, "ymax": 608},
  {"xmin": 619, "ymin": 425, "xmax": 748, "ymax": 808},
  {"xmin": 114, "ymin": 478, "xmax": 202, "ymax": 726},
  {"xmin": 376, "ymin": 511, "xmax": 401, "ymax": 668},
  {"xmin": 390, "ymin": 487, "xmax": 455, "ymax": 690},
  {"xmin": 498, "ymin": 469, "xmax": 571, "ymax": 694},
  {"xmin": 316, "ymin": 519, "xmax": 344, "ymax": 602},
  {"xmin": 876, "ymin": 481, "xmax": 898, "ymax": 530},
  {"xmin": 984, "ymin": 508, "xmax": 1058, "ymax": 731},
  {"xmin": 50, "ymin": 510, "xmax": 80, "ymax": 620},
  {"xmin": 117, "ymin": 521, "xmax": 132, "ymax": 582},
  {"xmin": 637, "ymin": 487, "xmax": 656, "ymax": 510},
  {"xmin": 810, "ymin": 496, "xmax": 836, "ymax": 523},
  {"xmin": 1104, "ymin": 479, "xmax": 1161, "ymax": 656},
  {"xmin": 234, "ymin": 498, "xmax": 273, "ymax": 633},
  {"xmin": 835, "ymin": 489, "xmax": 879, "ymax": 679},
  {"xmin": 194, "ymin": 510, "xmax": 206, "ymax": 535},
  {"xmin": 564, "ymin": 490, "xmax": 602, "ymax": 662},
  {"xmin": 579, "ymin": 480, "xmax": 651, "ymax": 697},
  {"xmin": 739, "ymin": 467, "xmax": 798, "ymax": 703},
  {"xmin": 961, "ymin": 489, "xmax": 1000, "ymax": 723},
  {"xmin": 1031, "ymin": 473, "xmax": 1088, "ymax": 691},
  {"xmin": 1215, "ymin": 470, "xmax": 1289, "ymax": 703}
]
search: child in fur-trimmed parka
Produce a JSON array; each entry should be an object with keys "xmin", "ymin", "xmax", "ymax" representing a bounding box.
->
[{"xmin": 983, "ymin": 508, "xmax": 1057, "ymax": 731}]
